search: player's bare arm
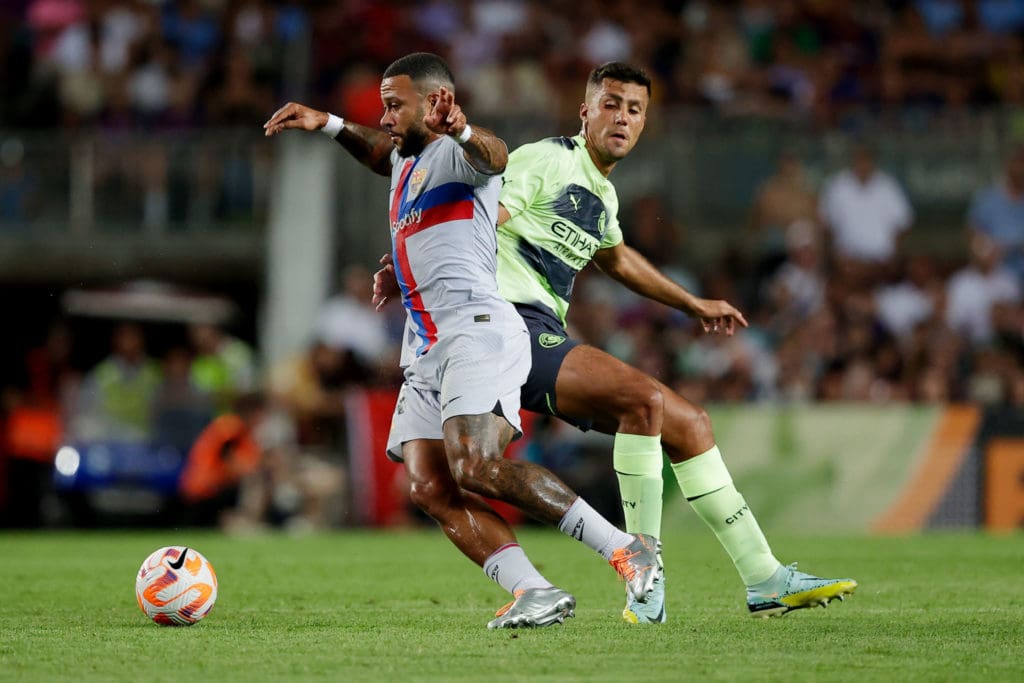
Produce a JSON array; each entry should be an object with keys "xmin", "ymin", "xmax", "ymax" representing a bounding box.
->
[
  {"xmin": 593, "ymin": 242, "xmax": 748, "ymax": 335},
  {"xmin": 424, "ymin": 87, "xmax": 507, "ymax": 175},
  {"xmin": 497, "ymin": 204, "xmax": 512, "ymax": 225},
  {"xmin": 263, "ymin": 101, "xmax": 394, "ymax": 176}
]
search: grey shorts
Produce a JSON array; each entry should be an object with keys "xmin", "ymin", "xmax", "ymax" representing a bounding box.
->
[{"xmin": 385, "ymin": 311, "xmax": 530, "ymax": 461}]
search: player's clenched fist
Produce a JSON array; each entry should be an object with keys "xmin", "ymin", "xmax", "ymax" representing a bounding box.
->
[{"xmin": 263, "ymin": 102, "xmax": 328, "ymax": 137}]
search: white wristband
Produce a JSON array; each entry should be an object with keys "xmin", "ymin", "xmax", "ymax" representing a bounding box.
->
[
  {"xmin": 321, "ymin": 113, "xmax": 344, "ymax": 139},
  {"xmin": 454, "ymin": 124, "xmax": 473, "ymax": 145}
]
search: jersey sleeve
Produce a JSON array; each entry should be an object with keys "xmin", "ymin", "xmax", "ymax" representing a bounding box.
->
[
  {"xmin": 500, "ymin": 142, "xmax": 564, "ymax": 220},
  {"xmin": 598, "ymin": 194, "xmax": 623, "ymax": 249}
]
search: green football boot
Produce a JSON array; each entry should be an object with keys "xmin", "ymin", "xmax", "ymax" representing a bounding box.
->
[{"xmin": 747, "ymin": 563, "xmax": 858, "ymax": 618}]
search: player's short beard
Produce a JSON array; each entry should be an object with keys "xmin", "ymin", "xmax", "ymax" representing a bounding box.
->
[{"xmin": 396, "ymin": 108, "xmax": 430, "ymax": 157}]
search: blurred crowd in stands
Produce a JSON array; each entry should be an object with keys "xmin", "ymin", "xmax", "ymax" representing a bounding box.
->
[
  {"xmin": 0, "ymin": 312, "xmax": 350, "ymax": 530},
  {"xmin": 4, "ymin": 0, "xmax": 1024, "ymax": 131},
  {"xmin": 0, "ymin": 0, "xmax": 304, "ymax": 130},
  {"xmin": 2, "ymin": 135, "xmax": 1020, "ymax": 528},
  {"xmin": 1, "ymin": 0, "xmax": 1023, "ymax": 527},
  {"xmin": 582, "ymin": 142, "xmax": 1023, "ymax": 406}
]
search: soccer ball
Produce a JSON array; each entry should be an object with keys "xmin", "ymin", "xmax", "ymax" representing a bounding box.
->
[{"xmin": 135, "ymin": 546, "xmax": 218, "ymax": 626}]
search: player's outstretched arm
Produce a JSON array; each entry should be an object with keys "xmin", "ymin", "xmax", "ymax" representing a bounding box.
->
[
  {"xmin": 424, "ymin": 87, "xmax": 507, "ymax": 175},
  {"xmin": 263, "ymin": 102, "xmax": 393, "ymax": 177},
  {"xmin": 593, "ymin": 243, "xmax": 749, "ymax": 335}
]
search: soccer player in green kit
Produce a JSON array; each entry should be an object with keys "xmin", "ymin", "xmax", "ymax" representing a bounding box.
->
[{"xmin": 377, "ymin": 62, "xmax": 856, "ymax": 623}]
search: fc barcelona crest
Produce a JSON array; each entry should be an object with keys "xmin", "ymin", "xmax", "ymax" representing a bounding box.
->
[{"xmin": 410, "ymin": 168, "xmax": 428, "ymax": 194}]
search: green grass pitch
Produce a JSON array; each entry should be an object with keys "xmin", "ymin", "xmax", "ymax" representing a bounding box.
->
[{"xmin": 2, "ymin": 528, "xmax": 1022, "ymax": 682}]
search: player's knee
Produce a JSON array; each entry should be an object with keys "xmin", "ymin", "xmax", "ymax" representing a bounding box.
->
[
  {"xmin": 450, "ymin": 454, "xmax": 485, "ymax": 489},
  {"xmin": 617, "ymin": 375, "xmax": 664, "ymax": 432},
  {"xmin": 408, "ymin": 476, "xmax": 455, "ymax": 518},
  {"xmin": 449, "ymin": 450, "xmax": 500, "ymax": 493},
  {"xmin": 683, "ymin": 403, "xmax": 714, "ymax": 440},
  {"xmin": 662, "ymin": 398, "xmax": 715, "ymax": 459}
]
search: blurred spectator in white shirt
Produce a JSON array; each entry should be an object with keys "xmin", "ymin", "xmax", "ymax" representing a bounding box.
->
[
  {"xmin": 874, "ymin": 254, "xmax": 945, "ymax": 341},
  {"xmin": 762, "ymin": 219, "xmax": 826, "ymax": 340},
  {"xmin": 819, "ymin": 144, "xmax": 913, "ymax": 282},
  {"xmin": 313, "ymin": 264, "xmax": 391, "ymax": 372},
  {"xmin": 946, "ymin": 233, "xmax": 1022, "ymax": 345}
]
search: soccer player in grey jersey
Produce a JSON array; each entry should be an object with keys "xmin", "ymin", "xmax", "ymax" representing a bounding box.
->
[
  {"xmin": 376, "ymin": 62, "xmax": 857, "ymax": 623},
  {"xmin": 265, "ymin": 53, "xmax": 658, "ymax": 628}
]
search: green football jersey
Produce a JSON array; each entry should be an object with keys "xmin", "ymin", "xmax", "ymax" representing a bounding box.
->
[{"xmin": 497, "ymin": 134, "xmax": 623, "ymax": 325}]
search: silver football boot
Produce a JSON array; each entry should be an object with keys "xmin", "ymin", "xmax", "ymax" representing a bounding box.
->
[
  {"xmin": 487, "ymin": 587, "xmax": 576, "ymax": 629},
  {"xmin": 608, "ymin": 533, "xmax": 659, "ymax": 603},
  {"xmin": 623, "ymin": 543, "xmax": 666, "ymax": 624}
]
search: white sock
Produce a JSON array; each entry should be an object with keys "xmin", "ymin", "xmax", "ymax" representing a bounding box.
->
[
  {"xmin": 481, "ymin": 543, "xmax": 552, "ymax": 595},
  {"xmin": 557, "ymin": 496, "xmax": 634, "ymax": 560}
]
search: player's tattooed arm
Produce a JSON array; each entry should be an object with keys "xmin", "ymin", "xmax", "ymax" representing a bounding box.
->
[
  {"xmin": 263, "ymin": 102, "xmax": 393, "ymax": 176},
  {"xmin": 594, "ymin": 242, "xmax": 749, "ymax": 336},
  {"xmin": 424, "ymin": 87, "xmax": 507, "ymax": 175},
  {"xmin": 334, "ymin": 122, "xmax": 395, "ymax": 176},
  {"xmin": 455, "ymin": 125, "xmax": 508, "ymax": 176}
]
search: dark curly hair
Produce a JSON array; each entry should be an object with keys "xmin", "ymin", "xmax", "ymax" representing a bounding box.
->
[{"xmin": 383, "ymin": 52, "xmax": 455, "ymax": 93}]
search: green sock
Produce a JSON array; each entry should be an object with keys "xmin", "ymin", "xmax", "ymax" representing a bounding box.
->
[
  {"xmin": 671, "ymin": 445, "xmax": 780, "ymax": 586},
  {"xmin": 613, "ymin": 433, "xmax": 664, "ymax": 538}
]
